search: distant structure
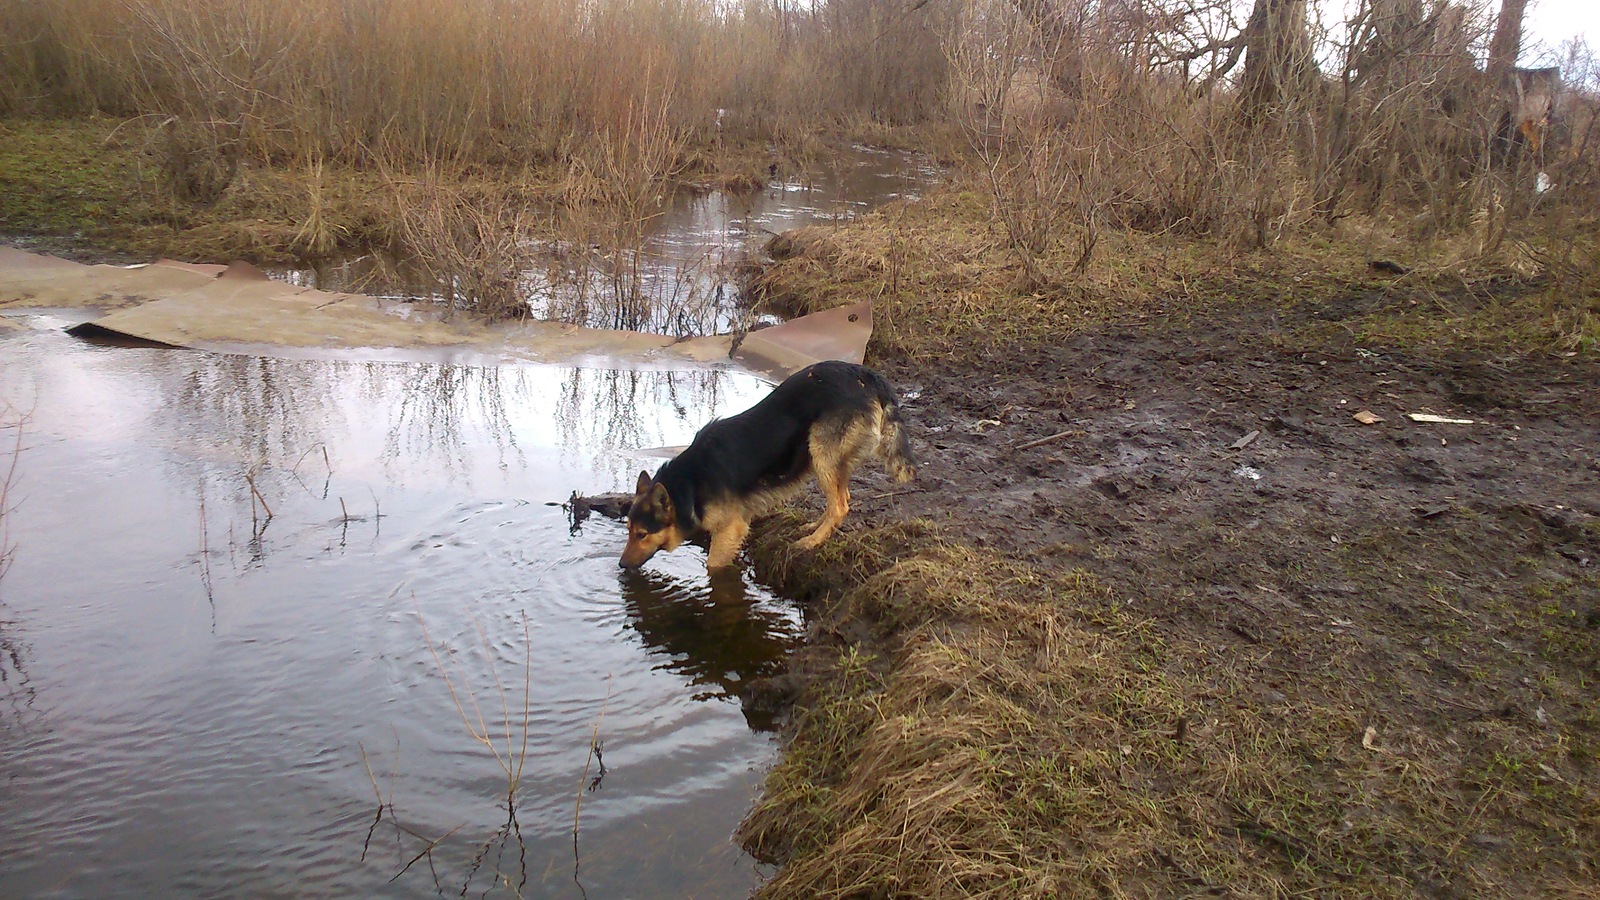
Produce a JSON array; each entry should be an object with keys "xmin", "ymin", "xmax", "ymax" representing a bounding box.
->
[{"xmin": 1498, "ymin": 66, "xmax": 1561, "ymax": 160}]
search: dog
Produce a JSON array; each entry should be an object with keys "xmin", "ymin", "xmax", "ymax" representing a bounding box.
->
[{"xmin": 620, "ymin": 361, "xmax": 916, "ymax": 571}]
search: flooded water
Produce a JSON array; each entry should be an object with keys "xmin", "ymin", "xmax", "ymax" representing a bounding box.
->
[
  {"xmin": 0, "ymin": 318, "xmax": 802, "ymax": 897},
  {"xmin": 273, "ymin": 145, "xmax": 943, "ymax": 334}
]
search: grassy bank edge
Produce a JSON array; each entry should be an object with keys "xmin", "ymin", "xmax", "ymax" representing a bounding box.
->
[
  {"xmin": 736, "ymin": 493, "xmax": 1599, "ymax": 898},
  {"xmin": 0, "ymin": 115, "xmax": 859, "ymax": 266}
]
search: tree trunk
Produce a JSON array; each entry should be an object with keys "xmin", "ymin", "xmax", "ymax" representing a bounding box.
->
[
  {"xmin": 1005, "ymin": 0, "xmax": 1087, "ymax": 96},
  {"xmin": 1487, "ymin": 0, "xmax": 1528, "ymax": 82},
  {"xmin": 1238, "ymin": 0, "xmax": 1319, "ymax": 119}
]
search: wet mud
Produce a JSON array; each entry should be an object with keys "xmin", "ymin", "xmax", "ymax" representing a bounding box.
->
[
  {"xmin": 882, "ymin": 313, "xmax": 1598, "ymax": 579},
  {"xmin": 899, "ymin": 313, "xmax": 1591, "ymax": 554},
  {"xmin": 753, "ymin": 296, "xmax": 1600, "ymax": 890},
  {"xmin": 858, "ymin": 305, "xmax": 1600, "ymax": 669}
]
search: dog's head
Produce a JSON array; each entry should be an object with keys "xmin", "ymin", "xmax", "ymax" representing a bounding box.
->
[{"xmin": 620, "ymin": 470, "xmax": 685, "ymax": 568}]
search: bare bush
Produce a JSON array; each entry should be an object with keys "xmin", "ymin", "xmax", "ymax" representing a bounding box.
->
[
  {"xmin": 543, "ymin": 78, "xmax": 730, "ymax": 334},
  {"xmin": 948, "ymin": 4, "xmax": 1109, "ymax": 284},
  {"xmin": 388, "ymin": 174, "xmax": 538, "ymax": 321},
  {"xmin": 2, "ymin": 0, "xmax": 1594, "ymax": 302},
  {"xmin": 0, "ymin": 0, "xmax": 948, "ymax": 164},
  {"xmin": 938, "ymin": 0, "xmax": 1599, "ymax": 276}
]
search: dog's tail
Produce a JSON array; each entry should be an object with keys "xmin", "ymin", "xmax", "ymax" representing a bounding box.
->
[{"xmin": 865, "ymin": 371, "xmax": 917, "ymax": 484}]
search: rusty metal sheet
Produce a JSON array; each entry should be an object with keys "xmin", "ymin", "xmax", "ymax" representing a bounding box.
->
[
  {"xmin": 732, "ymin": 299, "xmax": 872, "ymax": 378},
  {"xmin": 0, "ymin": 247, "xmax": 219, "ymax": 310}
]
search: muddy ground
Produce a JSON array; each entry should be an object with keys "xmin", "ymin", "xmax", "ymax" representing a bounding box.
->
[
  {"xmin": 882, "ymin": 302, "xmax": 1600, "ymax": 722},
  {"xmin": 877, "ymin": 303, "xmax": 1599, "ymax": 596},
  {"xmin": 745, "ymin": 291, "xmax": 1599, "ymax": 896}
]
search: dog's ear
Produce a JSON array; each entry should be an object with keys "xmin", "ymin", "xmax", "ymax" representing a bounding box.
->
[
  {"xmin": 635, "ymin": 470, "xmax": 652, "ymax": 497},
  {"xmin": 647, "ymin": 482, "xmax": 673, "ymax": 517}
]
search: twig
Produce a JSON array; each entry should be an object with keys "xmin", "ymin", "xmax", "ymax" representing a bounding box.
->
[
  {"xmin": 859, "ymin": 486, "xmax": 929, "ymax": 502},
  {"xmin": 368, "ymin": 486, "xmax": 383, "ymax": 539},
  {"xmin": 198, "ymin": 496, "xmax": 214, "ymax": 627},
  {"xmin": 1014, "ymin": 429, "xmax": 1082, "ymax": 451},
  {"xmin": 0, "ymin": 404, "xmax": 31, "ymax": 584},
  {"xmin": 573, "ymin": 676, "xmax": 615, "ymax": 900},
  {"xmin": 245, "ymin": 471, "xmax": 274, "ymax": 519}
]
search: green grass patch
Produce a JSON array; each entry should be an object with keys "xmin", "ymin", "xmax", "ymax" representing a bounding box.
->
[{"xmin": 0, "ymin": 117, "xmax": 162, "ymax": 256}]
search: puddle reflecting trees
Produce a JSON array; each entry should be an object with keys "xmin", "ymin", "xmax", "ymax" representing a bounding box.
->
[
  {"xmin": 0, "ymin": 319, "xmax": 795, "ymax": 899},
  {"xmin": 0, "ymin": 404, "xmax": 32, "ymax": 731},
  {"xmin": 554, "ymin": 367, "xmax": 736, "ymax": 473}
]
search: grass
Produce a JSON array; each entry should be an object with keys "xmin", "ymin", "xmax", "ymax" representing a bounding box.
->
[
  {"xmin": 0, "ymin": 117, "xmax": 399, "ymax": 262},
  {"xmin": 739, "ymin": 506, "xmax": 1600, "ymax": 898},
  {"xmin": 0, "ymin": 118, "xmax": 160, "ymax": 257},
  {"xmin": 745, "ymin": 182, "xmax": 1600, "ymax": 364},
  {"xmin": 0, "ymin": 113, "xmax": 887, "ymax": 272}
]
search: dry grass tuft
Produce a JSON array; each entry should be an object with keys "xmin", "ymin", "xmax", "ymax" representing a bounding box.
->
[
  {"xmin": 748, "ymin": 180, "xmax": 1600, "ymax": 363},
  {"xmin": 386, "ymin": 172, "xmax": 542, "ymax": 320},
  {"xmin": 740, "ymin": 509, "xmax": 1600, "ymax": 898}
]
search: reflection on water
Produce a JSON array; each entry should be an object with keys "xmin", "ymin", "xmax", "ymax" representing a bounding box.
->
[
  {"xmin": 0, "ymin": 408, "xmax": 31, "ymax": 732},
  {"xmin": 620, "ymin": 568, "xmax": 803, "ymax": 732},
  {"xmin": 268, "ymin": 145, "xmax": 943, "ymax": 334},
  {"xmin": 555, "ymin": 366, "xmax": 736, "ymax": 468},
  {"xmin": 0, "ymin": 321, "xmax": 803, "ymax": 898}
]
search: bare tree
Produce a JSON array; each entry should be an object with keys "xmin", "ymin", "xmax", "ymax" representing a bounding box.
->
[
  {"xmin": 1238, "ymin": 0, "xmax": 1319, "ymax": 117},
  {"xmin": 1487, "ymin": 0, "xmax": 1528, "ymax": 82},
  {"xmin": 1003, "ymin": 0, "xmax": 1089, "ymax": 94}
]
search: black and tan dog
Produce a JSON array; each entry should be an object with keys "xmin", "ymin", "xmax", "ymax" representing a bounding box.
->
[{"xmin": 620, "ymin": 361, "xmax": 915, "ymax": 571}]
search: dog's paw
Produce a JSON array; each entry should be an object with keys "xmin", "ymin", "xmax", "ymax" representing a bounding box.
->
[{"xmin": 792, "ymin": 533, "xmax": 826, "ymax": 552}]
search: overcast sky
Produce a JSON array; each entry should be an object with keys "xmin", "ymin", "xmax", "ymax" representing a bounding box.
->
[{"xmin": 1521, "ymin": 0, "xmax": 1599, "ymax": 62}]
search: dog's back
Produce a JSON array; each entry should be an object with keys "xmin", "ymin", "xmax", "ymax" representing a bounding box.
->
[{"xmin": 676, "ymin": 361, "xmax": 913, "ymax": 510}]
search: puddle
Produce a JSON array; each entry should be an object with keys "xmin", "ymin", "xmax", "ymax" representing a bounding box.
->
[
  {"xmin": 0, "ymin": 325, "xmax": 801, "ymax": 897},
  {"xmin": 269, "ymin": 145, "xmax": 943, "ymax": 334}
]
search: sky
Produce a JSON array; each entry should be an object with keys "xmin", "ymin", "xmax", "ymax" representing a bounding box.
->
[{"xmin": 1521, "ymin": 0, "xmax": 1600, "ymax": 62}]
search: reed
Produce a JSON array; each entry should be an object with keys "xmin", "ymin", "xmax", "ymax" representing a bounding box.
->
[{"xmin": 0, "ymin": 0, "xmax": 947, "ymax": 163}]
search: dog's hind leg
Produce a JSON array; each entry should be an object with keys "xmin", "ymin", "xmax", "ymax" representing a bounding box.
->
[
  {"xmin": 794, "ymin": 462, "xmax": 852, "ymax": 551},
  {"xmin": 706, "ymin": 518, "xmax": 750, "ymax": 570}
]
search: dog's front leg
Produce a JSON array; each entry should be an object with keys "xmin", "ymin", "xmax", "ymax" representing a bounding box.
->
[
  {"xmin": 794, "ymin": 465, "xmax": 850, "ymax": 551},
  {"xmin": 706, "ymin": 519, "xmax": 750, "ymax": 570}
]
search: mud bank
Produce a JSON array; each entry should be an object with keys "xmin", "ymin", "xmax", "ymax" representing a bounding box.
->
[{"xmin": 735, "ymin": 296, "xmax": 1599, "ymax": 897}]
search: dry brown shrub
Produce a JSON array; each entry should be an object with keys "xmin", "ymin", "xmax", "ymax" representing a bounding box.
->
[{"xmin": 387, "ymin": 174, "xmax": 539, "ymax": 320}]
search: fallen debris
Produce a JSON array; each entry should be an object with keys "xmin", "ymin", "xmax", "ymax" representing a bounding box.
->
[
  {"xmin": 1230, "ymin": 429, "xmax": 1260, "ymax": 450},
  {"xmin": 1407, "ymin": 413, "xmax": 1476, "ymax": 425},
  {"xmin": 562, "ymin": 491, "xmax": 634, "ymax": 529},
  {"xmin": 1014, "ymin": 428, "xmax": 1080, "ymax": 451},
  {"xmin": 1353, "ymin": 410, "xmax": 1383, "ymax": 425}
]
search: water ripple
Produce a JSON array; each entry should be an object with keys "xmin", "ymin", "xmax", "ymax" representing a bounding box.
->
[{"xmin": 0, "ymin": 329, "xmax": 794, "ymax": 898}]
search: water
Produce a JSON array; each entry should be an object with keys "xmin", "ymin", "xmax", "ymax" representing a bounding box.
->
[
  {"xmin": 272, "ymin": 145, "xmax": 943, "ymax": 334},
  {"xmin": 0, "ymin": 318, "xmax": 802, "ymax": 898}
]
